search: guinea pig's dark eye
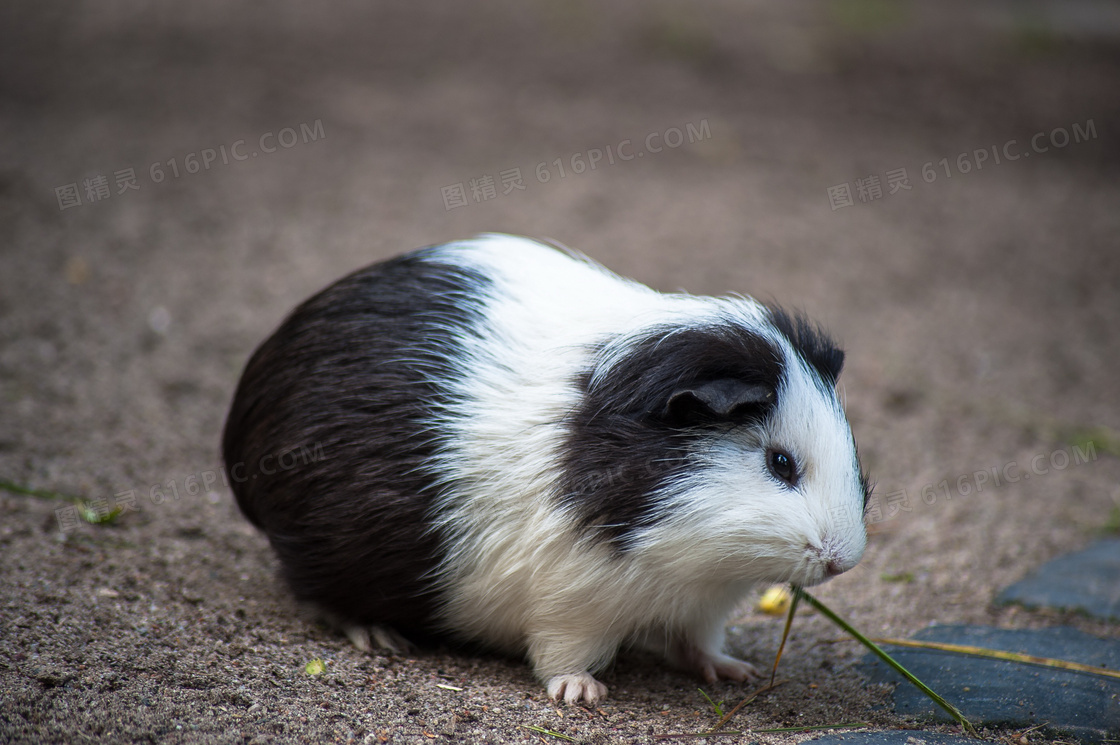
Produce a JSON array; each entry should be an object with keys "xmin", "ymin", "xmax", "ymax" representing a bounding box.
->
[{"xmin": 767, "ymin": 449, "xmax": 798, "ymax": 486}]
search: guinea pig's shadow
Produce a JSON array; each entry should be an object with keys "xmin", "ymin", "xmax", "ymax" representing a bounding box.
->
[
  {"xmin": 608, "ymin": 621, "xmax": 789, "ymax": 707},
  {"xmin": 284, "ymin": 596, "xmax": 535, "ymax": 676},
  {"xmin": 287, "ymin": 604, "xmax": 694, "ymax": 700},
  {"xmin": 273, "ymin": 580, "xmax": 774, "ymax": 708},
  {"xmin": 232, "ymin": 548, "xmax": 555, "ymax": 692}
]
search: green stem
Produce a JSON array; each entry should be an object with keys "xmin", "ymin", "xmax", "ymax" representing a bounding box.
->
[
  {"xmin": 0, "ymin": 479, "xmax": 74, "ymax": 501},
  {"xmin": 795, "ymin": 587, "xmax": 977, "ymax": 736},
  {"xmin": 520, "ymin": 724, "xmax": 576, "ymax": 742}
]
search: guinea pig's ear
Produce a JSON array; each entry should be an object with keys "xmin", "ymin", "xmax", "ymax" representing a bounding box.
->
[{"xmin": 663, "ymin": 378, "xmax": 775, "ymax": 425}]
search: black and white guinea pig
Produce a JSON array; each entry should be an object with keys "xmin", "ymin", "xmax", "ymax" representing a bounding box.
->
[{"xmin": 222, "ymin": 233, "xmax": 869, "ymax": 704}]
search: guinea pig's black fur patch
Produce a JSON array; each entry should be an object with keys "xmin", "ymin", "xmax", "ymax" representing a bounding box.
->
[
  {"xmin": 768, "ymin": 308, "xmax": 844, "ymax": 388},
  {"xmin": 559, "ymin": 324, "xmax": 784, "ymax": 547},
  {"xmin": 222, "ymin": 248, "xmax": 489, "ymax": 629}
]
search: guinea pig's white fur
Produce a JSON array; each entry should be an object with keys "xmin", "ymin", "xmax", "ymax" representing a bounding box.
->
[{"xmin": 223, "ymin": 234, "xmax": 868, "ymax": 704}]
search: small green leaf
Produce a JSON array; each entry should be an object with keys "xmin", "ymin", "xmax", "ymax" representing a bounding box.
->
[
  {"xmin": 304, "ymin": 658, "xmax": 326, "ymax": 675},
  {"xmin": 697, "ymin": 688, "xmax": 723, "ymax": 717},
  {"xmin": 1104, "ymin": 505, "xmax": 1120, "ymax": 536},
  {"xmin": 1063, "ymin": 426, "xmax": 1120, "ymax": 459},
  {"xmin": 77, "ymin": 501, "xmax": 123, "ymax": 525}
]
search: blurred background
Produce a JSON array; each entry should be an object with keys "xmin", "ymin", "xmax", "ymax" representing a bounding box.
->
[
  {"xmin": 3, "ymin": 0, "xmax": 1118, "ymax": 522},
  {"xmin": 1, "ymin": 0, "xmax": 1118, "ymax": 740}
]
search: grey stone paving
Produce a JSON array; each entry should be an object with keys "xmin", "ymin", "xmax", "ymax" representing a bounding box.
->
[
  {"xmin": 996, "ymin": 538, "xmax": 1120, "ymax": 622},
  {"xmin": 859, "ymin": 625, "xmax": 1120, "ymax": 744},
  {"xmin": 806, "ymin": 733, "xmax": 976, "ymax": 745}
]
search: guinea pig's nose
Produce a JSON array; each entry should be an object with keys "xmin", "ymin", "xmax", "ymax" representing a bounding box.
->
[{"xmin": 809, "ymin": 543, "xmax": 849, "ymax": 577}]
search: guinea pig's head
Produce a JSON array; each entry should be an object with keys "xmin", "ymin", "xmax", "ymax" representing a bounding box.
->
[{"xmin": 563, "ymin": 305, "xmax": 869, "ymax": 589}]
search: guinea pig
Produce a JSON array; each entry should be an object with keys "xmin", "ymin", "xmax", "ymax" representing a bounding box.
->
[{"xmin": 222, "ymin": 233, "xmax": 869, "ymax": 704}]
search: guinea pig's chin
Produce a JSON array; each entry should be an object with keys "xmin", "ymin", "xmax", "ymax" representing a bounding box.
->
[
  {"xmin": 796, "ymin": 569, "xmax": 836, "ymax": 588},
  {"xmin": 786, "ymin": 567, "xmax": 831, "ymax": 589}
]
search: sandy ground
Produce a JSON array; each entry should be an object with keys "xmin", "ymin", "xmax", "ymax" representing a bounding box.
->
[{"xmin": 1, "ymin": 1, "xmax": 1119, "ymax": 743}]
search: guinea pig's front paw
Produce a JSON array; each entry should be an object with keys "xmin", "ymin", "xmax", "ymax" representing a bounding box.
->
[{"xmin": 546, "ymin": 672, "xmax": 609, "ymax": 704}]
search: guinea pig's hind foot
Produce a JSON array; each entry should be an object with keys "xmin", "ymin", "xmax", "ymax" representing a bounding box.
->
[
  {"xmin": 680, "ymin": 645, "xmax": 761, "ymax": 685},
  {"xmin": 546, "ymin": 673, "xmax": 608, "ymax": 704},
  {"xmin": 700, "ymin": 653, "xmax": 760, "ymax": 685},
  {"xmin": 343, "ymin": 624, "xmax": 413, "ymax": 655}
]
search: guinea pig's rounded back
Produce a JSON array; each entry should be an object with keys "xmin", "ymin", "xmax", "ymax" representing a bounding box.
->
[{"xmin": 221, "ymin": 248, "xmax": 493, "ymax": 629}]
